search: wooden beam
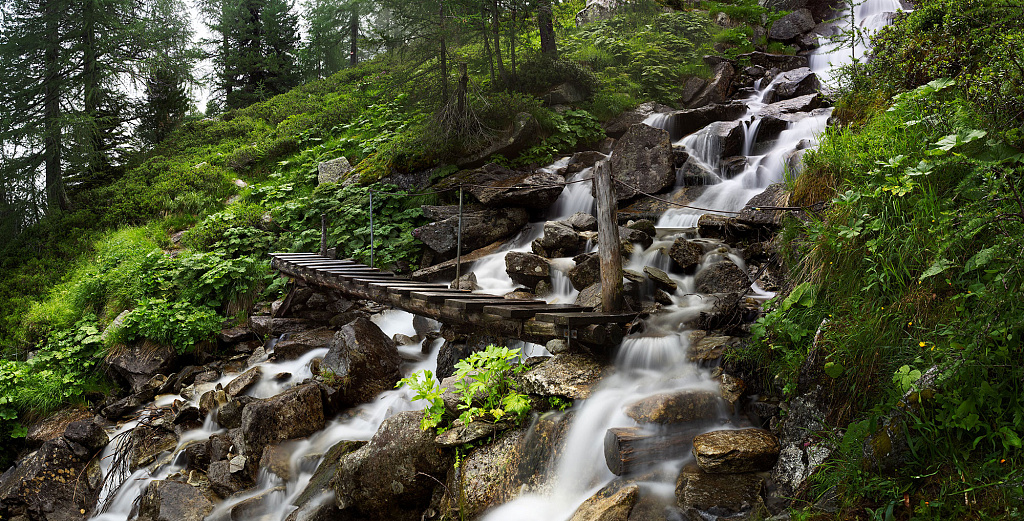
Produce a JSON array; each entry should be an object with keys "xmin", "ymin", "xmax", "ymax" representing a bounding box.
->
[
  {"xmin": 444, "ymin": 298, "xmax": 542, "ymax": 312},
  {"xmin": 594, "ymin": 160, "xmax": 624, "ymax": 312},
  {"xmin": 535, "ymin": 312, "xmax": 635, "ymax": 326},
  {"xmin": 483, "ymin": 304, "xmax": 586, "ymax": 318}
]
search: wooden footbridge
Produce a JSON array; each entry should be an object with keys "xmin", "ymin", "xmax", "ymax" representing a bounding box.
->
[{"xmin": 270, "ymin": 252, "xmax": 636, "ymax": 351}]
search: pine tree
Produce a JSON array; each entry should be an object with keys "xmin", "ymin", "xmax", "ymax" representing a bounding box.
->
[{"xmin": 137, "ymin": 0, "xmax": 199, "ymax": 146}]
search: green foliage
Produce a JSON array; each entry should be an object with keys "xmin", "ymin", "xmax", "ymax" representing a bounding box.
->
[
  {"xmin": 509, "ymin": 109, "xmax": 606, "ymax": 166},
  {"xmin": 397, "ymin": 345, "xmax": 532, "ymax": 433},
  {"xmin": 107, "ymin": 298, "xmax": 222, "ymax": 353}
]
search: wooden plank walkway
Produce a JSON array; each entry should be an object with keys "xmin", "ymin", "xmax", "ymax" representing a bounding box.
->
[{"xmin": 270, "ymin": 253, "xmax": 636, "ymax": 350}]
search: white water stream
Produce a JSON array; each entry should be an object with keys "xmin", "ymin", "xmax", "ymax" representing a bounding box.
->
[{"xmin": 85, "ymin": 1, "xmax": 903, "ymax": 518}]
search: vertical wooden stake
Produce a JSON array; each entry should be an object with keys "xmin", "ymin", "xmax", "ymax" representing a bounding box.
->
[
  {"xmin": 594, "ymin": 160, "xmax": 623, "ymax": 312},
  {"xmin": 319, "ymin": 214, "xmax": 327, "ymax": 257},
  {"xmin": 455, "ymin": 185, "xmax": 464, "ymax": 283},
  {"xmin": 368, "ymin": 190, "xmax": 374, "ymax": 269}
]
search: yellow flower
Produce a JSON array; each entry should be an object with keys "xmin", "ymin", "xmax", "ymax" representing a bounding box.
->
[{"xmin": 919, "ymin": 341, "xmax": 926, "ymax": 347}]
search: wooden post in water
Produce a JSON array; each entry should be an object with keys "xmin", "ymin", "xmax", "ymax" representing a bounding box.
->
[{"xmin": 593, "ymin": 160, "xmax": 623, "ymax": 312}]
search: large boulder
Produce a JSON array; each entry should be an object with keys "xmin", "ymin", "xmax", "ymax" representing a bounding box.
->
[
  {"xmin": 625, "ymin": 390, "xmax": 721, "ymax": 424},
  {"xmin": 768, "ymin": 9, "xmax": 816, "ymax": 41},
  {"xmin": 240, "ymin": 383, "xmax": 325, "ymax": 458},
  {"xmin": 568, "ymin": 253, "xmax": 601, "ymax": 291},
  {"xmin": 737, "ymin": 183, "xmax": 792, "ymax": 227},
  {"xmin": 761, "ymin": 67, "xmax": 821, "ymax": 104},
  {"xmin": 532, "ymin": 221, "xmax": 582, "ymax": 258},
  {"xmin": 105, "ymin": 340, "xmax": 177, "ymax": 394},
  {"xmin": 603, "ymin": 101, "xmax": 673, "ymax": 139},
  {"xmin": 505, "ymin": 251, "xmax": 551, "ymax": 289},
  {"xmin": 515, "ymin": 354, "xmax": 610, "ymax": 400},
  {"xmin": 564, "ymin": 212, "xmax": 598, "ymax": 232},
  {"xmin": 686, "ymin": 62, "xmax": 735, "ymax": 109},
  {"xmin": 414, "ymin": 207, "xmax": 530, "ymax": 256},
  {"xmin": 762, "ymin": 93, "xmax": 826, "ymax": 117},
  {"xmin": 317, "ymin": 156, "xmax": 352, "ymax": 185},
  {"xmin": 289, "ymin": 440, "xmax": 366, "ymax": 518},
  {"xmin": 322, "ymin": 317, "xmax": 403, "ymax": 405},
  {"xmin": 273, "ymin": 327, "xmax": 336, "ymax": 360},
  {"xmin": 737, "ymin": 52, "xmax": 809, "ymax": 72},
  {"xmin": 0, "ymin": 424, "xmax": 107, "ymax": 521},
  {"xmin": 135, "ymin": 480, "xmax": 216, "ymax": 521},
  {"xmin": 695, "ymin": 260, "xmax": 750, "ymax": 294},
  {"xmin": 669, "ymin": 238, "xmax": 705, "ymax": 271},
  {"xmin": 676, "ymin": 463, "xmax": 767, "ymax": 517},
  {"xmin": 569, "ymin": 482, "xmax": 640, "ymax": 521},
  {"xmin": 607, "ymin": 125, "xmax": 674, "ymax": 201},
  {"xmin": 576, "ymin": 0, "xmax": 619, "ymax": 26},
  {"xmin": 439, "ymin": 429, "xmax": 525, "ymax": 518},
  {"xmin": 225, "ymin": 366, "xmax": 261, "ymax": 397},
  {"xmin": 333, "ymin": 411, "xmax": 452, "ymax": 521},
  {"xmin": 660, "ymin": 102, "xmax": 748, "ymax": 141},
  {"xmin": 692, "ymin": 428, "xmax": 780, "ymax": 473},
  {"xmin": 466, "ymin": 164, "xmax": 565, "ymax": 210}
]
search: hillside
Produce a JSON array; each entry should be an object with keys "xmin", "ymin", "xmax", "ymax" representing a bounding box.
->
[{"xmin": 0, "ymin": 0, "xmax": 1021, "ymax": 519}]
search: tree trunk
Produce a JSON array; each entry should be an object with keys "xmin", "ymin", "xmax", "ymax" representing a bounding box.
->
[
  {"xmin": 594, "ymin": 160, "xmax": 623, "ymax": 312},
  {"xmin": 604, "ymin": 427, "xmax": 699, "ymax": 475},
  {"xmin": 481, "ymin": 1, "xmax": 494, "ymax": 85},
  {"xmin": 83, "ymin": 0, "xmax": 103, "ymax": 178},
  {"xmin": 457, "ymin": 62, "xmax": 468, "ymax": 117},
  {"xmin": 349, "ymin": 4, "xmax": 359, "ymax": 65},
  {"xmin": 439, "ymin": 0, "xmax": 449, "ymax": 101},
  {"xmin": 490, "ymin": 0, "xmax": 507, "ymax": 85},
  {"xmin": 538, "ymin": 0, "xmax": 557, "ymax": 59},
  {"xmin": 508, "ymin": 5, "xmax": 516, "ymax": 81},
  {"xmin": 43, "ymin": 0, "xmax": 69, "ymax": 214}
]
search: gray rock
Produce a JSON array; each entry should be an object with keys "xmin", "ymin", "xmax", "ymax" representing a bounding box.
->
[
  {"xmin": 533, "ymin": 221, "xmax": 581, "ymax": 258},
  {"xmin": 0, "ymin": 436, "xmax": 104, "ymax": 521},
  {"xmin": 738, "ymin": 52, "xmax": 809, "ymax": 72},
  {"xmin": 643, "ymin": 266, "xmax": 677, "ymax": 292},
  {"xmin": 749, "ymin": 115, "xmax": 790, "ymax": 152},
  {"xmin": 576, "ymin": 0, "xmax": 619, "ymax": 26},
  {"xmin": 291, "ymin": 440, "xmax": 365, "ymax": 510},
  {"xmin": 669, "ymin": 239, "xmax": 704, "ymax": 271},
  {"xmin": 687, "ymin": 62, "xmax": 735, "ymax": 109},
  {"xmin": 692, "ymin": 428, "xmax": 781, "ymax": 473},
  {"xmin": 617, "ymin": 226, "xmax": 653, "ymax": 250},
  {"xmin": 217, "ymin": 396, "xmax": 254, "ymax": 429},
  {"xmin": 738, "ymin": 183, "xmax": 792, "ymax": 227},
  {"xmin": 772, "ymin": 390, "xmax": 830, "ymax": 496},
  {"xmin": 625, "ymin": 390, "xmax": 721, "ymax": 424},
  {"xmin": 248, "ymin": 316, "xmax": 314, "ymax": 338},
  {"xmin": 506, "ymin": 251, "xmax": 551, "ymax": 289},
  {"xmin": 761, "ymin": 68, "xmax": 821, "ymax": 104},
  {"xmin": 225, "ymin": 367, "xmax": 261, "ymax": 397},
  {"xmin": 240, "ymin": 383, "xmax": 325, "ymax": 458},
  {"xmin": 768, "ymin": 9, "xmax": 815, "ymax": 41},
  {"xmin": 317, "ymin": 156, "xmax": 353, "ymax": 185},
  {"xmin": 679, "ymin": 155, "xmax": 720, "ymax": 186},
  {"xmin": 565, "ymin": 212, "xmax": 598, "ymax": 232},
  {"xmin": 435, "ymin": 420, "xmax": 513, "ymax": 447},
  {"xmin": 333, "ymin": 411, "xmax": 453, "ymax": 521},
  {"xmin": 414, "ymin": 207, "xmax": 530, "ymax": 255},
  {"xmin": 105, "ymin": 341, "xmax": 177, "ymax": 394},
  {"xmin": 680, "ymin": 76, "xmax": 708, "ymax": 106},
  {"xmin": 695, "ymin": 260, "xmax": 750, "ymax": 294},
  {"xmin": 63, "ymin": 420, "xmax": 109, "ymax": 452},
  {"xmin": 569, "ymin": 482, "xmax": 639, "ymax": 521},
  {"xmin": 575, "ymin": 282, "xmax": 603, "ymax": 309},
  {"xmin": 322, "ymin": 318, "xmax": 402, "ymax": 405},
  {"xmin": 208, "ymin": 459, "xmax": 253, "ymax": 498},
  {"xmin": 607, "ymin": 125, "xmax": 674, "ymax": 201},
  {"xmin": 568, "ymin": 253, "xmax": 601, "ymax": 291},
  {"xmin": 625, "ymin": 219, "xmax": 656, "ymax": 238},
  {"xmin": 543, "ymin": 83, "xmax": 588, "ymax": 106},
  {"xmin": 135, "ymin": 480, "xmax": 216, "ymax": 521},
  {"xmin": 466, "ymin": 165, "xmax": 566, "ymax": 210},
  {"xmin": 516, "ymin": 354, "xmax": 609, "ymax": 400},
  {"xmin": 566, "ymin": 151, "xmax": 606, "ymax": 174},
  {"xmin": 438, "ymin": 428, "xmax": 526, "ymax": 519},
  {"xmin": 676, "ymin": 463, "xmax": 767, "ymax": 516},
  {"xmin": 603, "ymin": 101, "xmax": 674, "ymax": 139},
  {"xmin": 273, "ymin": 327, "xmax": 336, "ymax": 360}
]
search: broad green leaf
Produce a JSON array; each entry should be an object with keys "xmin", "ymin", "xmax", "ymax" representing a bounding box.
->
[
  {"xmin": 926, "ymin": 77, "xmax": 956, "ymax": 91},
  {"xmin": 964, "ymin": 246, "xmax": 998, "ymax": 273},
  {"xmin": 824, "ymin": 362, "xmax": 845, "ymax": 379},
  {"xmin": 919, "ymin": 258, "xmax": 952, "ymax": 281}
]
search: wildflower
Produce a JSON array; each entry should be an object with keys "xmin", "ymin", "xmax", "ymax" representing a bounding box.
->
[
  {"xmin": 919, "ymin": 341, "xmax": 926, "ymax": 347},
  {"xmin": 908, "ymin": 322, "xmax": 913, "ymax": 326}
]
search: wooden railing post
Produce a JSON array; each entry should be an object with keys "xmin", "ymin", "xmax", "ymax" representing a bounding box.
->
[
  {"xmin": 594, "ymin": 160, "xmax": 623, "ymax": 312},
  {"xmin": 455, "ymin": 184, "xmax": 464, "ymax": 283},
  {"xmin": 369, "ymin": 190, "xmax": 375, "ymax": 269}
]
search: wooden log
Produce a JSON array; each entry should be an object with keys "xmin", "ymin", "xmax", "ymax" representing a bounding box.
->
[
  {"xmin": 483, "ymin": 304, "xmax": 586, "ymax": 318},
  {"xmin": 410, "ymin": 291, "xmax": 500, "ymax": 304},
  {"xmin": 444, "ymin": 298, "xmax": 541, "ymax": 312},
  {"xmin": 593, "ymin": 160, "xmax": 623, "ymax": 312},
  {"xmin": 604, "ymin": 426, "xmax": 700, "ymax": 475},
  {"xmin": 534, "ymin": 312, "xmax": 635, "ymax": 326}
]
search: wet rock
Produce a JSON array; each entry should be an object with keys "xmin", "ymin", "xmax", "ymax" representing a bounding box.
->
[
  {"xmin": 680, "ymin": 76, "xmax": 708, "ymax": 106},
  {"xmin": 626, "ymin": 219, "xmax": 656, "ymax": 238},
  {"xmin": 240, "ymin": 383, "xmax": 325, "ymax": 459},
  {"xmin": 333, "ymin": 411, "xmax": 453, "ymax": 521},
  {"xmin": 467, "ymin": 165, "xmax": 566, "ymax": 210},
  {"xmin": 665, "ymin": 102, "xmax": 749, "ymax": 143},
  {"xmin": 713, "ymin": 120, "xmax": 746, "ymax": 159},
  {"xmin": 450, "ymin": 272, "xmax": 480, "ymax": 291},
  {"xmin": 130, "ymin": 419, "xmax": 179, "ymax": 471},
  {"xmin": 618, "ymin": 226, "xmax": 653, "ymax": 250},
  {"xmin": 608, "ymin": 125, "xmax": 674, "ymax": 201},
  {"xmin": 218, "ymin": 326, "xmax": 254, "ymax": 344},
  {"xmin": 738, "ymin": 183, "xmax": 792, "ymax": 227},
  {"xmin": 669, "ymin": 239, "xmax": 704, "ymax": 271},
  {"xmin": 260, "ymin": 443, "xmax": 293, "ymax": 481},
  {"xmin": 516, "ymin": 354, "xmax": 609, "ymax": 400},
  {"xmin": 687, "ymin": 333, "xmax": 738, "ymax": 363},
  {"xmin": 225, "ymin": 367, "xmax": 261, "ymax": 397},
  {"xmin": 248, "ymin": 316, "xmax": 314, "ymax": 338},
  {"xmin": 603, "ymin": 101, "xmax": 674, "ymax": 138},
  {"xmin": 566, "ymin": 151, "xmax": 606, "ymax": 174},
  {"xmin": 768, "ymin": 9, "xmax": 815, "ymax": 41},
  {"xmin": 317, "ymin": 156, "xmax": 352, "ymax": 185},
  {"xmin": 565, "ymin": 211, "xmax": 598, "ymax": 231},
  {"xmin": 135, "ymin": 479, "xmax": 216, "ymax": 521},
  {"xmin": 208, "ymin": 459, "xmax": 253, "ymax": 498},
  {"xmin": 575, "ymin": 282, "xmax": 603, "ymax": 309},
  {"xmin": 695, "ymin": 261, "xmax": 750, "ymax": 294},
  {"xmin": 739, "ymin": 52, "xmax": 809, "ymax": 73},
  {"xmin": 643, "ymin": 267, "xmax": 677, "ymax": 292},
  {"xmin": 688, "ymin": 62, "xmax": 735, "ymax": 109},
  {"xmin": 771, "ymin": 389, "xmax": 830, "ymax": 496},
  {"xmin": 0, "ymin": 436, "xmax": 104, "ymax": 520},
  {"xmin": 273, "ymin": 327, "xmax": 336, "ymax": 360},
  {"xmin": 576, "ymin": 0, "xmax": 619, "ymax": 26},
  {"xmin": 322, "ymin": 317, "xmax": 402, "ymax": 405},
  {"xmin": 198, "ymin": 388, "xmax": 227, "ymax": 417},
  {"xmin": 717, "ymin": 373, "xmax": 747, "ymax": 411},
  {"xmin": 506, "ymin": 251, "xmax": 551, "ymax": 289},
  {"xmin": 533, "ymin": 221, "xmax": 581, "ymax": 258},
  {"xmin": 676, "ymin": 463, "xmax": 766, "ymax": 516},
  {"xmin": 568, "ymin": 253, "xmax": 601, "ymax": 291},
  {"xmin": 412, "ymin": 240, "xmax": 507, "ymax": 281},
  {"xmin": 435, "ymin": 420, "xmax": 513, "ymax": 447},
  {"xmin": 439, "ymin": 428, "xmax": 526, "ymax": 519},
  {"xmin": 623, "ymin": 269, "xmax": 646, "ymax": 285},
  {"xmin": 292, "ymin": 440, "xmax": 366, "ymax": 511},
  {"xmin": 625, "ymin": 390, "xmax": 721, "ymax": 424},
  {"xmin": 761, "ymin": 68, "xmax": 821, "ymax": 104},
  {"xmin": 569, "ymin": 482, "xmax": 640, "ymax": 521},
  {"xmin": 414, "ymin": 207, "xmax": 530, "ymax": 256},
  {"xmin": 692, "ymin": 429, "xmax": 780, "ymax": 473},
  {"xmin": 105, "ymin": 341, "xmax": 177, "ymax": 394},
  {"xmin": 762, "ymin": 93, "xmax": 825, "ymax": 118}
]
